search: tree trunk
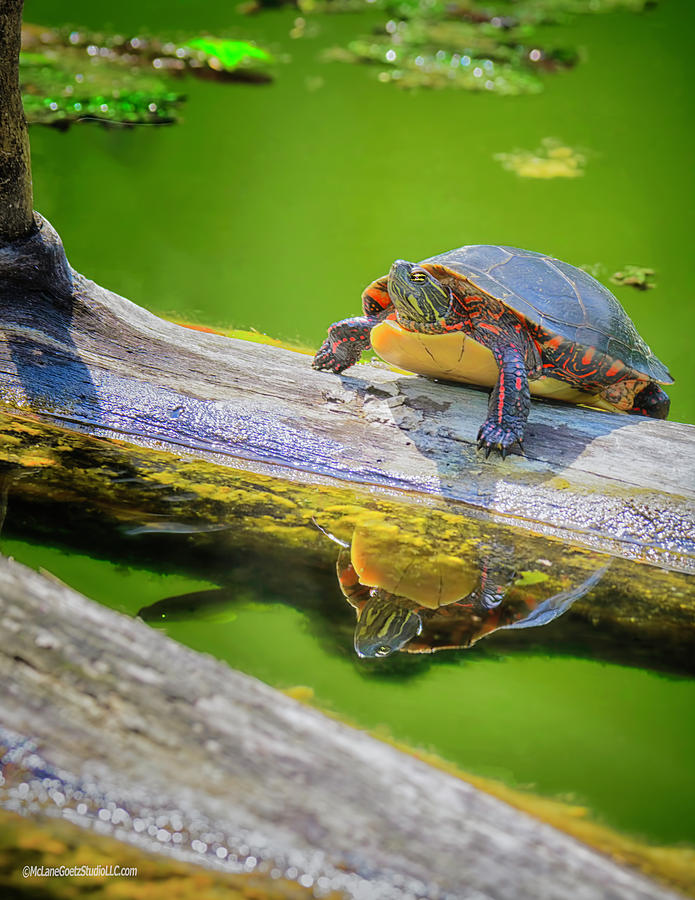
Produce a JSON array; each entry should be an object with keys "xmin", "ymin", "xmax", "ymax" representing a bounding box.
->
[{"xmin": 0, "ymin": 0, "xmax": 34, "ymax": 243}]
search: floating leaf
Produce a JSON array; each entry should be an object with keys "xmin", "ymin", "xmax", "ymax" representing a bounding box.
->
[
  {"xmin": 20, "ymin": 24, "xmax": 273, "ymax": 128},
  {"xmin": 321, "ymin": 0, "xmax": 654, "ymax": 92},
  {"xmin": 324, "ymin": 40, "xmax": 544, "ymax": 94},
  {"xmin": 514, "ymin": 570, "xmax": 551, "ymax": 586},
  {"xmin": 495, "ymin": 138, "xmax": 586, "ymax": 178},
  {"xmin": 20, "ymin": 52, "xmax": 183, "ymax": 127},
  {"xmin": 610, "ymin": 266, "xmax": 656, "ymax": 290},
  {"xmin": 183, "ymin": 37, "xmax": 272, "ymax": 71}
]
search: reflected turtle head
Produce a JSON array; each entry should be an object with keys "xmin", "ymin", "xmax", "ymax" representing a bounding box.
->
[
  {"xmin": 354, "ymin": 590, "xmax": 423, "ymax": 658},
  {"xmin": 387, "ymin": 260, "xmax": 451, "ymax": 327}
]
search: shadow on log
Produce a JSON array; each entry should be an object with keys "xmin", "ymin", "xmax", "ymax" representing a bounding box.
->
[
  {"xmin": 0, "ymin": 408, "xmax": 693, "ymax": 676},
  {"xmin": 0, "ymin": 216, "xmax": 693, "ymax": 573}
]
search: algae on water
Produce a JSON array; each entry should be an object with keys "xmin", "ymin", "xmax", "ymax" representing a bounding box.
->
[
  {"xmin": 20, "ymin": 25, "xmax": 274, "ymax": 128},
  {"xmin": 319, "ymin": 0, "xmax": 657, "ymax": 92},
  {"xmin": 495, "ymin": 138, "xmax": 587, "ymax": 178}
]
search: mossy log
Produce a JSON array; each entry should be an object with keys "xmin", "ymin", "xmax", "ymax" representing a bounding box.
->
[
  {"xmin": 0, "ymin": 806, "xmax": 315, "ymax": 900},
  {"xmin": 0, "ymin": 216, "xmax": 693, "ymax": 573},
  {"xmin": 0, "ymin": 407, "xmax": 693, "ymax": 676},
  {"xmin": 0, "ymin": 554, "xmax": 685, "ymax": 900}
]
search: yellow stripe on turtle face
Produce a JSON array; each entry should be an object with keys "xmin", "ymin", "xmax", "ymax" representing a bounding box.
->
[
  {"xmin": 360, "ymin": 601, "xmax": 397, "ymax": 639},
  {"xmin": 370, "ymin": 319, "xmax": 621, "ymax": 412}
]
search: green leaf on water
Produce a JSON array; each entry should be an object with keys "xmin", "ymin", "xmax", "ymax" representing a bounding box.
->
[
  {"xmin": 20, "ymin": 25, "xmax": 273, "ymax": 128},
  {"xmin": 183, "ymin": 37, "xmax": 272, "ymax": 70},
  {"xmin": 322, "ymin": 0, "xmax": 657, "ymax": 92},
  {"xmin": 514, "ymin": 570, "xmax": 551, "ymax": 586}
]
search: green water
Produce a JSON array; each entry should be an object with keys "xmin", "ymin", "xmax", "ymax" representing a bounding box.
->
[
  {"xmin": 11, "ymin": 0, "xmax": 695, "ymax": 849},
  {"xmin": 27, "ymin": 0, "xmax": 695, "ymax": 421},
  {"xmin": 4, "ymin": 531, "xmax": 695, "ymax": 848}
]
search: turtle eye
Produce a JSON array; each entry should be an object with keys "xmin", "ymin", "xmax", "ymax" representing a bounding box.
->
[{"xmin": 410, "ymin": 269, "xmax": 428, "ymax": 283}]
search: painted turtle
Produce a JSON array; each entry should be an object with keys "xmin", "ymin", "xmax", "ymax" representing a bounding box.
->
[
  {"xmin": 313, "ymin": 245, "xmax": 673, "ymax": 456},
  {"xmin": 334, "ymin": 520, "xmax": 478, "ymax": 657},
  {"xmin": 332, "ymin": 521, "xmax": 607, "ymax": 657}
]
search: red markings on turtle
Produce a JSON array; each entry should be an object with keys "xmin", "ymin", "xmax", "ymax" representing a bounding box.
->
[
  {"xmin": 314, "ymin": 245, "xmax": 673, "ymax": 459},
  {"xmin": 497, "ymin": 370, "xmax": 506, "ymax": 420},
  {"xmin": 605, "ymin": 360, "xmax": 624, "ymax": 378},
  {"xmin": 362, "ymin": 285, "xmax": 392, "ymax": 317},
  {"xmin": 339, "ymin": 564, "xmax": 361, "ymax": 591}
]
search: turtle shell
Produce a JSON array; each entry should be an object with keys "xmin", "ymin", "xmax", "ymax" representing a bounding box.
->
[
  {"xmin": 419, "ymin": 245, "xmax": 673, "ymax": 384},
  {"xmin": 350, "ymin": 521, "xmax": 477, "ymax": 609}
]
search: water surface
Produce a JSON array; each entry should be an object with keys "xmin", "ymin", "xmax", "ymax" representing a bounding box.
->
[
  {"xmin": 9, "ymin": 0, "xmax": 695, "ymax": 854},
  {"xmin": 26, "ymin": 0, "xmax": 695, "ymax": 421}
]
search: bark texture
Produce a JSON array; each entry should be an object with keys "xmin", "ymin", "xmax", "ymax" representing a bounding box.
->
[
  {"xmin": 0, "ymin": 1, "xmax": 34, "ymax": 242},
  {"xmin": 0, "ymin": 408, "xmax": 693, "ymax": 677},
  {"xmin": 0, "ymin": 217, "xmax": 692, "ymax": 573},
  {"xmin": 0, "ymin": 554, "xmax": 684, "ymax": 900}
]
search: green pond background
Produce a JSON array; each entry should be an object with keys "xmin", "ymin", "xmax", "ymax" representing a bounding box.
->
[{"xmin": 7, "ymin": 0, "xmax": 695, "ymax": 850}]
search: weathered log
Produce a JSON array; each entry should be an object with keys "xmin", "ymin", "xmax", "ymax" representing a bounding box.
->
[
  {"xmin": 0, "ymin": 408, "xmax": 693, "ymax": 675},
  {"xmin": 0, "ymin": 554, "xmax": 686, "ymax": 900},
  {"xmin": 0, "ymin": 217, "xmax": 693, "ymax": 573},
  {"xmin": 0, "ymin": 806, "xmax": 324, "ymax": 900}
]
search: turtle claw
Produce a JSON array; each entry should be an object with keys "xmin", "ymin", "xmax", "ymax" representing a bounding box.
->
[
  {"xmin": 477, "ymin": 420, "xmax": 525, "ymax": 459},
  {"xmin": 313, "ymin": 318, "xmax": 375, "ymax": 374},
  {"xmin": 313, "ymin": 340, "xmax": 357, "ymax": 375},
  {"xmin": 500, "ymin": 441, "xmax": 524, "ymax": 460}
]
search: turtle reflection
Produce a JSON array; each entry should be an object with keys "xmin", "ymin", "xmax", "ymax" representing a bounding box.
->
[{"xmin": 329, "ymin": 520, "xmax": 608, "ymax": 658}]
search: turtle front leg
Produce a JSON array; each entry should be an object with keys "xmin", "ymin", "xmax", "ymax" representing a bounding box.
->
[
  {"xmin": 313, "ymin": 316, "xmax": 378, "ymax": 374},
  {"xmin": 477, "ymin": 341, "xmax": 531, "ymax": 458},
  {"xmin": 469, "ymin": 556, "xmax": 516, "ymax": 610}
]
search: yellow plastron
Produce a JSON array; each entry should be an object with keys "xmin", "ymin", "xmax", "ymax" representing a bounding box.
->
[
  {"xmin": 370, "ymin": 319, "xmax": 621, "ymax": 413},
  {"xmin": 350, "ymin": 520, "xmax": 477, "ymax": 610}
]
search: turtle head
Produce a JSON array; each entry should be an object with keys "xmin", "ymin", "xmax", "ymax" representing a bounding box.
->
[
  {"xmin": 388, "ymin": 260, "xmax": 451, "ymax": 326},
  {"xmin": 354, "ymin": 590, "xmax": 423, "ymax": 658}
]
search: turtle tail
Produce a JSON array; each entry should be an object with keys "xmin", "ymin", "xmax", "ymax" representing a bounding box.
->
[{"xmin": 630, "ymin": 382, "xmax": 670, "ymax": 419}]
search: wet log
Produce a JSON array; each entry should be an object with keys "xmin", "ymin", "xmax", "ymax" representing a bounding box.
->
[
  {"xmin": 0, "ymin": 408, "xmax": 693, "ymax": 676},
  {"xmin": 0, "ymin": 553, "xmax": 685, "ymax": 900},
  {"xmin": 0, "ymin": 215, "xmax": 693, "ymax": 572}
]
